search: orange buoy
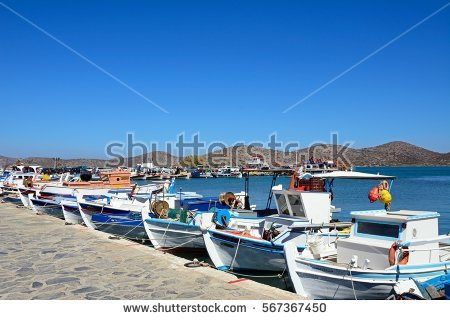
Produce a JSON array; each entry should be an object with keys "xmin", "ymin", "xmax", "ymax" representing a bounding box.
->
[{"xmin": 368, "ymin": 186, "xmax": 379, "ymax": 203}]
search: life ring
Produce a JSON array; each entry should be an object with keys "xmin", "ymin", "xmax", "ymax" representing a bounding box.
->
[{"xmin": 388, "ymin": 241, "xmax": 409, "ymax": 266}]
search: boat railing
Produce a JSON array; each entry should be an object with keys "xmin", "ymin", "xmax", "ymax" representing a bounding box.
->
[
  {"xmin": 399, "ymin": 236, "xmax": 450, "ymax": 263},
  {"xmin": 289, "ymin": 221, "xmax": 353, "ymax": 230}
]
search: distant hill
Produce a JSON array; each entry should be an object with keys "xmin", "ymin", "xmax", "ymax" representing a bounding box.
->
[
  {"xmin": 1, "ymin": 141, "xmax": 449, "ymax": 168},
  {"xmin": 346, "ymin": 142, "xmax": 448, "ymax": 167},
  {"xmin": 204, "ymin": 141, "xmax": 450, "ymax": 167},
  {"xmin": 0, "ymin": 156, "xmax": 110, "ymax": 169}
]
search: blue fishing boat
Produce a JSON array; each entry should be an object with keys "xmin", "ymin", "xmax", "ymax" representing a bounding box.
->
[
  {"xmin": 76, "ymin": 189, "xmax": 204, "ymax": 239},
  {"xmin": 393, "ymin": 274, "xmax": 450, "ymax": 299},
  {"xmin": 190, "ymin": 166, "xmax": 212, "ymax": 178},
  {"xmin": 90, "ymin": 212, "xmax": 153, "ymax": 241},
  {"xmin": 30, "ymin": 195, "xmax": 72, "ymax": 219}
]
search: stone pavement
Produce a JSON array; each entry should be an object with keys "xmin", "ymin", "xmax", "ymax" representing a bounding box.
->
[{"xmin": 0, "ymin": 202, "xmax": 299, "ymax": 300}]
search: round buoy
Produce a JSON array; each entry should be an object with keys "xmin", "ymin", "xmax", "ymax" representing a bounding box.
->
[
  {"xmin": 379, "ymin": 189, "xmax": 392, "ymax": 204},
  {"xmin": 368, "ymin": 186, "xmax": 379, "ymax": 203}
]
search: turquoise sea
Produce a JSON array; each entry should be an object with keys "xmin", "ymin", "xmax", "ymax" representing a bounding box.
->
[{"xmin": 159, "ymin": 167, "xmax": 450, "ymax": 234}]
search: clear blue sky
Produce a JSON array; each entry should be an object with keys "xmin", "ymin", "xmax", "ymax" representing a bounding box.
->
[{"xmin": 1, "ymin": 0, "xmax": 449, "ymax": 158}]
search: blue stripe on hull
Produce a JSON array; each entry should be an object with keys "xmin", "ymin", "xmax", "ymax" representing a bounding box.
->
[{"xmin": 79, "ymin": 203, "xmax": 134, "ymax": 215}]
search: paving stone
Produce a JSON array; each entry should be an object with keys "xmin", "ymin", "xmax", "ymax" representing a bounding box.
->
[
  {"xmin": 177, "ymin": 291, "xmax": 203, "ymax": 299},
  {"xmin": 71, "ymin": 286, "xmax": 99, "ymax": 294},
  {"xmin": 46, "ymin": 277, "xmax": 80, "ymax": 285},
  {"xmin": 0, "ymin": 203, "xmax": 298, "ymax": 300},
  {"xmin": 31, "ymin": 281, "xmax": 44, "ymax": 289},
  {"xmin": 73, "ymin": 266, "xmax": 90, "ymax": 272}
]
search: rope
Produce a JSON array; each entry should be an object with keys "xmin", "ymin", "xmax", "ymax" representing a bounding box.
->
[
  {"xmin": 157, "ymin": 235, "xmax": 201, "ymax": 251},
  {"xmin": 184, "ymin": 258, "xmax": 212, "ymax": 268},
  {"xmin": 184, "ymin": 258, "xmax": 288, "ymax": 279},
  {"xmin": 147, "ymin": 234, "xmax": 203, "ymax": 241},
  {"xmin": 161, "ymin": 219, "xmax": 173, "ymax": 248},
  {"xmin": 35, "ymin": 203, "xmax": 61, "ymax": 209},
  {"xmin": 348, "ymin": 263, "xmax": 358, "ymax": 300},
  {"xmin": 229, "ymin": 231, "xmax": 245, "ymax": 271},
  {"xmin": 109, "ymin": 218, "xmax": 144, "ymax": 239},
  {"xmin": 225, "ymin": 266, "xmax": 287, "ymax": 279}
]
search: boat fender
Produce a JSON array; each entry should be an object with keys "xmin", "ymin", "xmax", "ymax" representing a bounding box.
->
[{"xmin": 389, "ymin": 241, "xmax": 409, "ymax": 266}]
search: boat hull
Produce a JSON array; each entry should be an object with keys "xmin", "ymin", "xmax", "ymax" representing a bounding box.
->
[
  {"xmin": 30, "ymin": 198, "xmax": 64, "ymax": 219},
  {"xmin": 284, "ymin": 243, "xmax": 450, "ymax": 300},
  {"xmin": 78, "ymin": 202, "xmax": 132, "ymax": 229},
  {"xmin": 61, "ymin": 201, "xmax": 84, "ymax": 224},
  {"xmin": 1, "ymin": 195, "xmax": 22, "ymax": 204},
  {"xmin": 204, "ymin": 229, "xmax": 288, "ymax": 272},
  {"xmin": 144, "ymin": 219, "xmax": 205, "ymax": 251},
  {"xmin": 91, "ymin": 214, "xmax": 148, "ymax": 241}
]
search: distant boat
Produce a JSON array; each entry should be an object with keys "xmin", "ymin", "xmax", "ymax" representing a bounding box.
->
[
  {"xmin": 190, "ymin": 165, "xmax": 212, "ymax": 178},
  {"xmin": 212, "ymin": 166, "xmax": 242, "ymax": 178}
]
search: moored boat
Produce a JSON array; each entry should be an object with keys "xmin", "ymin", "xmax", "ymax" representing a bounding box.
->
[
  {"xmin": 202, "ymin": 169, "xmax": 393, "ymax": 272},
  {"xmin": 284, "ymin": 209, "xmax": 450, "ymax": 299}
]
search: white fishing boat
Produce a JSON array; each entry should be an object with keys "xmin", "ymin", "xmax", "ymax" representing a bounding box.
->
[
  {"xmin": 202, "ymin": 170, "xmax": 394, "ymax": 272},
  {"xmin": 202, "ymin": 190, "xmax": 348, "ymax": 271},
  {"xmin": 142, "ymin": 207, "xmax": 262, "ymax": 252},
  {"xmin": 76, "ymin": 193, "xmax": 153, "ymax": 229},
  {"xmin": 284, "ymin": 209, "xmax": 450, "ymax": 300},
  {"xmin": 72, "ymin": 180, "xmax": 169, "ymax": 226},
  {"xmin": 1, "ymin": 172, "xmax": 34, "ymax": 193},
  {"xmin": 140, "ymin": 189, "xmax": 260, "ymax": 252}
]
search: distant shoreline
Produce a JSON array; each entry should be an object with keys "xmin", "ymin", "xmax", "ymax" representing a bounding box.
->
[{"xmin": 2, "ymin": 141, "xmax": 450, "ymax": 168}]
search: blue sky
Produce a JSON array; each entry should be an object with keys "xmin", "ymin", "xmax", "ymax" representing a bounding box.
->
[{"xmin": 1, "ymin": 0, "xmax": 449, "ymax": 158}]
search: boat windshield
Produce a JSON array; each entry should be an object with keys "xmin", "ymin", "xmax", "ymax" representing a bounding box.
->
[
  {"xmin": 275, "ymin": 193, "xmax": 289, "ymax": 215},
  {"xmin": 287, "ymin": 194, "xmax": 306, "ymax": 217},
  {"xmin": 356, "ymin": 221, "xmax": 400, "ymax": 239},
  {"xmin": 274, "ymin": 192, "xmax": 307, "ymax": 218}
]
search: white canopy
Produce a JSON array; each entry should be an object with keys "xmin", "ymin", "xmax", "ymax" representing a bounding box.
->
[{"xmin": 311, "ymin": 170, "xmax": 396, "ymax": 180}]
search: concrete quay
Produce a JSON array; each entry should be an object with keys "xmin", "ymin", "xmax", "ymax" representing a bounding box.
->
[{"xmin": 0, "ymin": 202, "xmax": 299, "ymax": 300}]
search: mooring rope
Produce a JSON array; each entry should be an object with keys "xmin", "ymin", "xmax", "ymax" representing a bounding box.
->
[{"xmin": 157, "ymin": 235, "xmax": 202, "ymax": 251}]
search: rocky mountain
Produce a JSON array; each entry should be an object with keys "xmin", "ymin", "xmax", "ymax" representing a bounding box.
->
[
  {"xmin": 346, "ymin": 142, "xmax": 447, "ymax": 167},
  {"xmin": 205, "ymin": 141, "xmax": 450, "ymax": 167},
  {"xmin": 1, "ymin": 141, "xmax": 449, "ymax": 169}
]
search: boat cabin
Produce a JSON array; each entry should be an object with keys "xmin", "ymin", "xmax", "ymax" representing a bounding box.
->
[
  {"xmin": 62, "ymin": 170, "xmax": 131, "ymax": 188},
  {"xmin": 272, "ymin": 190, "xmax": 332, "ymax": 225},
  {"xmin": 337, "ymin": 210, "xmax": 441, "ymax": 269}
]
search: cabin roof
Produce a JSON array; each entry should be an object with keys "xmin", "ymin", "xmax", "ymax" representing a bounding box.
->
[
  {"xmin": 312, "ymin": 171, "xmax": 396, "ymax": 180},
  {"xmin": 350, "ymin": 209, "xmax": 439, "ymax": 223}
]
